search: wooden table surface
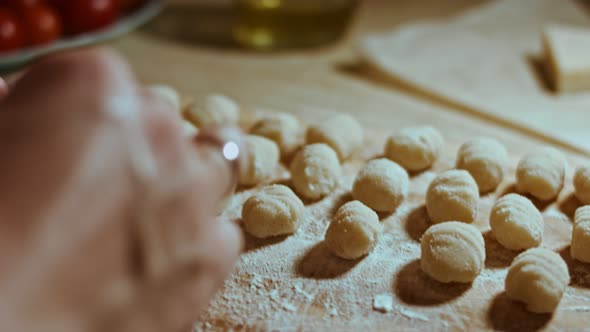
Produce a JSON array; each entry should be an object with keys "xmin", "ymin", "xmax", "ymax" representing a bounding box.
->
[{"xmin": 112, "ymin": 1, "xmax": 590, "ymax": 331}]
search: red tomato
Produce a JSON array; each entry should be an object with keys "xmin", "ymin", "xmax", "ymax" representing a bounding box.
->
[
  {"xmin": 62, "ymin": 0, "xmax": 120, "ymax": 35},
  {"xmin": 5, "ymin": 0, "xmax": 43, "ymax": 11},
  {"xmin": 0, "ymin": 8, "xmax": 24, "ymax": 52},
  {"xmin": 21, "ymin": 3, "xmax": 61, "ymax": 46},
  {"xmin": 46, "ymin": 0, "xmax": 66, "ymax": 11}
]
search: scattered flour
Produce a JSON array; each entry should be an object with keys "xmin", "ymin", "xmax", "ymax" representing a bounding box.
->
[
  {"xmin": 196, "ymin": 132, "xmax": 590, "ymax": 331},
  {"xmin": 373, "ymin": 294, "xmax": 393, "ymax": 313}
]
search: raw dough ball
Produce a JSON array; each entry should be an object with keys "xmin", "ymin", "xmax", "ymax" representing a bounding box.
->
[
  {"xmin": 456, "ymin": 137, "xmax": 508, "ymax": 193},
  {"xmin": 571, "ymin": 205, "xmax": 590, "ymax": 263},
  {"xmin": 181, "ymin": 120, "xmax": 198, "ymax": 137},
  {"xmin": 505, "ymin": 248, "xmax": 570, "ymax": 313},
  {"xmin": 290, "ymin": 143, "xmax": 341, "ymax": 200},
  {"xmin": 306, "ymin": 114, "xmax": 363, "ymax": 160},
  {"xmin": 325, "ymin": 200, "xmax": 381, "ymax": 259},
  {"xmin": 242, "ymin": 185, "xmax": 305, "ymax": 238},
  {"xmin": 250, "ymin": 112, "xmax": 303, "ymax": 157},
  {"xmin": 186, "ymin": 94, "xmax": 239, "ymax": 127},
  {"xmin": 352, "ymin": 158, "xmax": 409, "ymax": 212},
  {"xmin": 516, "ymin": 147, "xmax": 567, "ymax": 201},
  {"xmin": 239, "ymin": 135, "xmax": 280, "ymax": 186},
  {"xmin": 490, "ymin": 194, "xmax": 543, "ymax": 251},
  {"xmin": 420, "ymin": 221, "xmax": 485, "ymax": 283},
  {"xmin": 574, "ymin": 163, "xmax": 590, "ymax": 204},
  {"xmin": 384, "ymin": 126, "xmax": 443, "ymax": 172},
  {"xmin": 426, "ymin": 170, "xmax": 479, "ymax": 224},
  {"xmin": 148, "ymin": 84, "xmax": 181, "ymax": 113}
]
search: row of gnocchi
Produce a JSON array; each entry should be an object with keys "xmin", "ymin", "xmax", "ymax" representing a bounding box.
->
[
  {"xmin": 240, "ymin": 111, "xmax": 590, "ymax": 315},
  {"xmin": 150, "ymin": 87, "xmax": 590, "ymax": 315}
]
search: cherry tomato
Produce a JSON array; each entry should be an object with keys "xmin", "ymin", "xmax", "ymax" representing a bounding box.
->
[
  {"xmin": 5, "ymin": 0, "xmax": 43, "ymax": 11},
  {"xmin": 46, "ymin": 0, "xmax": 66, "ymax": 11},
  {"xmin": 62, "ymin": 0, "xmax": 120, "ymax": 35},
  {"xmin": 21, "ymin": 3, "xmax": 61, "ymax": 46},
  {"xmin": 0, "ymin": 8, "xmax": 24, "ymax": 52}
]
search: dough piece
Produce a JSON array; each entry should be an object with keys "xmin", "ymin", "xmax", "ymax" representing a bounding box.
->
[
  {"xmin": 490, "ymin": 194, "xmax": 543, "ymax": 251},
  {"xmin": 505, "ymin": 248, "xmax": 570, "ymax": 313},
  {"xmin": 352, "ymin": 158, "xmax": 409, "ymax": 212},
  {"xmin": 574, "ymin": 163, "xmax": 590, "ymax": 204},
  {"xmin": 306, "ymin": 114, "xmax": 363, "ymax": 160},
  {"xmin": 181, "ymin": 120, "xmax": 198, "ymax": 137},
  {"xmin": 148, "ymin": 84, "xmax": 181, "ymax": 113},
  {"xmin": 426, "ymin": 170, "xmax": 479, "ymax": 224},
  {"xmin": 456, "ymin": 137, "xmax": 508, "ymax": 193},
  {"xmin": 543, "ymin": 24, "xmax": 590, "ymax": 93},
  {"xmin": 239, "ymin": 135, "xmax": 279, "ymax": 186},
  {"xmin": 571, "ymin": 205, "xmax": 590, "ymax": 263},
  {"xmin": 516, "ymin": 147, "xmax": 567, "ymax": 201},
  {"xmin": 384, "ymin": 126, "xmax": 443, "ymax": 172},
  {"xmin": 250, "ymin": 112, "xmax": 303, "ymax": 158},
  {"xmin": 186, "ymin": 94, "xmax": 239, "ymax": 127},
  {"xmin": 290, "ymin": 143, "xmax": 341, "ymax": 200},
  {"xmin": 420, "ymin": 221, "xmax": 485, "ymax": 283},
  {"xmin": 242, "ymin": 185, "xmax": 305, "ymax": 238},
  {"xmin": 324, "ymin": 201, "xmax": 381, "ymax": 260}
]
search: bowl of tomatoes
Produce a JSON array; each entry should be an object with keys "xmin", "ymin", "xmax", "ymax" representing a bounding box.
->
[{"xmin": 0, "ymin": 0, "xmax": 162, "ymax": 72}]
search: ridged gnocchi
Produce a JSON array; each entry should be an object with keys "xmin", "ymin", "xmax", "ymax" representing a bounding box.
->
[
  {"xmin": 489, "ymin": 194, "xmax": 543, "ymax": 251},
  {"xmin": 505, "ymin": 248, "xmax": 570, "ymax": 313},
  {"xmin": 384, "ymin": 126, "xmax": 443, "ymax": 172},
  {"xmin": 242, "ymin": 185, "xmax": 305, "ymax": 238},
  {"xmin": 186, "ymin": 94, "xmax": 239, "ymax": 128},
  {"xmin": 352, "ymin": 158, "xmax": 409, "ymax": 213},
  {"xmin": 306, "ymin": 114, "xmax": 363, "ymax": 160},
  {"xmin": 290, "ymin": 143, "xmax": 341, "ymax": 200},
  {"xmin": 571, "ymin": 205, "xmax": 590, "ymax": 263},
  {"xmin": 516, "ymin": 147, "xmax": 567, "ymax": 201},
  {"xmin": 250, "ymin": 112, "xmax": 303, "ymax": 158},
  {"xmin": 420, "ymin": 221, "xmax": 485, "ymax": 283},
  {"xmin": 426, "ymin": 170, "xmax": 479, "ymax": 224},
  {"xmin": 238, "ymin": 135, "xmax": 280, "ymax": 186},
  {"xmin": 574, "ymin": 163, "xmax": 590, "ymax": 205},
  {"xmin": 456, "ymin": 137, "xmax": 507, "ymax": 193},
  {"xmin": 324, "ymin": 200, "xmax": 381, "ymax": 260}
]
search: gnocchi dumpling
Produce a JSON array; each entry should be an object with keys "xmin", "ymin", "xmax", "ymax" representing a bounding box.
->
[
  {"xmin": 290, "ymin": 143, "xmax": 341, "ymax": 200},
  {"xmin": 420, "ymin": 221, "xmax": 485, "ymax": 283},
  {"xmin": 238, "ymin": 135, "xmax": 280, "ymax": 186},
  {"xmin": 426, "ymin": 170, "xmax": 479, "ymax": 224},
  {"xmin": 505, "ymin": 248, "xmax": 570, "ymax": 313},
  {"xmin": 571, "ymin": 206, "xmax": 590, "ymax": 263},
  {"xmin": 324, "ymin": 200, "xmax": 381, "ymax": 260},
  {"xmin": 148, "ymin": 84, "xmax": 182, "ymax": 113},
  {"xmin": 384, "ymin": 126, "xmax": 443, "ymax": 172},
  {"xmin": 489, "ymin": 194, "xmax": 543, "ymax": 251},
  {"xmin": 242, "ymin": 185, "xmax": 305, "ymax": 238},
  {"xmin": 456, "ymin": 137, "xmax": 507, "ymax": 193},
  {"xmin": 516, "ymin": 147, "xmax": 567, "ymax": 201},
  {"xmin": 352, "ymin": 158, "xmax": 409, "ymax": 213},
  {"xmin": 574, "ymin": 163, "xmax": 590, "ymax": 205},
  {"xmin": 306, "ymin": 114, "xmax": 363, "ymax": 160},
  {"xmin": 186, "ymin": 94, "xmax": 239, "ymax": 128},
  {"xmin": 250, "ymin": 112, "xmax": 303, "ymax": 158}
]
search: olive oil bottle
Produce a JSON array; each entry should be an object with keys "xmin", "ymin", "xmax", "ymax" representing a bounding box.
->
[{"xmin": 233, "ymin": 0, "xmax": 358, "ymax": 50}]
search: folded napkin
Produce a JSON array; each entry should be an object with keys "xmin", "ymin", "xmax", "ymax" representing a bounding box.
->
[{"xmin": 360, "ymin": 0, "xmax": 590, "ymax": 155}]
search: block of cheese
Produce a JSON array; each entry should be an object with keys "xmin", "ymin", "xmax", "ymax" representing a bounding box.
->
[{"xmin": 543, "ymin": 24, "xmax": 590, "ymax": 93}]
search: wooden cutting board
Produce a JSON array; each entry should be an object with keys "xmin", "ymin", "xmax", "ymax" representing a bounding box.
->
[{"xmin": 112, "ymin": 1, "xmax": 590, "ymax": 330}]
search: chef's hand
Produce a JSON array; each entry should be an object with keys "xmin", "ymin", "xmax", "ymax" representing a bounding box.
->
[{"xmin": 0, "ymin": 48, "xmax": 242, "ymax": 332}]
